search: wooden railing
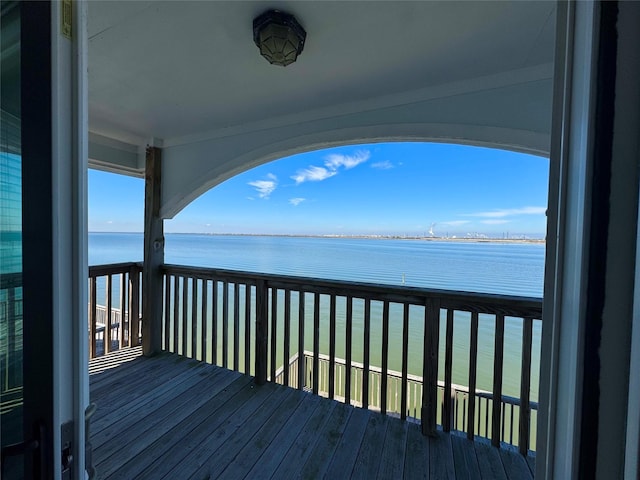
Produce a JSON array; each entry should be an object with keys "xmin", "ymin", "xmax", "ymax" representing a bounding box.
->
[
  {"xmin": 0, "ymin": 272, "xmax": 22, "ymax": 395},
  {"xmin": 161, "ymin": 263, "xmax": 542, "ymax": 455},
  {"xmin": 88, "ymin": 263, "xmax": 142, "ymax": 358}
]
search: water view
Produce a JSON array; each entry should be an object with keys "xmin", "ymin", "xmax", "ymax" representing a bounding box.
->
[{"xmin": 90, "ymin": 232, "xmax": 544, "ymax": 402}]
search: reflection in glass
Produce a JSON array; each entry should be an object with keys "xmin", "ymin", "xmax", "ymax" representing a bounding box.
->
[{"xmin": 1, "ymin": 1, "xmax": 23, "ymax": 478}]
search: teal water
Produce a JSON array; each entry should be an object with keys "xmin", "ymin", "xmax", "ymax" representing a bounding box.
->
[
  {"xmin": 90, "ymin": 233, "xmax": 544, "ymax": 297},
  {"xmin": 89, "ymin": 232, "xmax": 544, "ymax": 403}
]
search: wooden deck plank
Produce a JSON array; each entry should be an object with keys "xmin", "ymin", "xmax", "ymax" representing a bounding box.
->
[
  {"xmin": 376, "ymin": 417, "xmax": 409, "ymax": 480},
  {"xmin": 404, "ymin": 423, "xmax": 430, "ymax": 479},
  {"xmin": 298, "ymin": 402, "xmax": 354, "ymax": 479},
  {"xmin": 429, "ymin": 430, "xmax": 456, "ymax": 479},
  {"xmin": 91, "ymin": 362, "xmax": 221, "ymax": 446},
  {"xmin": 89, "ymin": 351, "xmax": 538, "ymax": 480},
  {"xmin": 97, "ymin": 372, "xmax": 248, "ymax": 478},
  {"xmin": 499, "ymin": 448, "xmax": 533, "ymax": 480},
  {"xmin": 351, "ymin": 410, "xmax": 391, "ymax": 479},
  {"xmin": 269, "ymin": 397, "xmax": 339, "ymax": 479},
  {"xmin": 88, "ymin": 346, "xmax": 142, "ymax": 377},
  {"xmin": 242, "ymin": 394, "xmax": 323, "ymax": 479},
  {"xmin": 91, "ymin": 358, "xmax": 211, "ymax": 440},
  {"xmin": 474, "ymin": 440, "xmax": 508, "ymax": 480},
  {"xmin": 145, "ymin": 381, "xmax": 282, "ymax": 479},
  {"xmin": 324, "ymin": 406, "xmax": 372, "ymax": 479},
  {"xmin": 217, "ymin": 391, "xmax": 316, "ymax": 479},
  {"xmin": 451, "ymin": 434, "xmax": 482, "ymax": 479},
  {"xmin": 189, "ymin": 387, "xmax": 301, "ymax": 480},
  {"xmin": 91, "ymin": 355, "xmax": 181, "ymax": 400},
  {"xmin": 91, "ymin": 356, "xmax": 207, "ymax": 431}
]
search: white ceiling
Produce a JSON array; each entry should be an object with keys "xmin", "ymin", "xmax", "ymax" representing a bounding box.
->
[{"xmin": 88, "ymin": 1, "xmax": 556, "ymax": 146}]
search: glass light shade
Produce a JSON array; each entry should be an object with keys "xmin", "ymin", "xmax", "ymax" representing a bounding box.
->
[{"xmin": 253, "ymin": 10, "xmax": 306, "ymax": 67}]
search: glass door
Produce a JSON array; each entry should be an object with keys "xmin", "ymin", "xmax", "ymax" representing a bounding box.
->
[{"xmin": 0, "ymin": 2, "xmax": 24, "ymax": 478}]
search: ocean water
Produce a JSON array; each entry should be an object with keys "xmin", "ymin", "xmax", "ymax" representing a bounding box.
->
[
  {"xmin": 90, "ymin": 233, "xmax": 544, "ymax": 297},
  {"xmin": 89, "ymin": 232, "xmax": 545, "ymax": 403}
]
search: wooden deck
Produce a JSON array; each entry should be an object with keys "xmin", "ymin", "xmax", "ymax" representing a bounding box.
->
[{"xmin": 89, "ymin": 348, "xmax": 536, "ymax": 479}]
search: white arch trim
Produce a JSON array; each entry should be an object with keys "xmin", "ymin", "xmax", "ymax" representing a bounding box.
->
[{"xmin": 160, "ymin": 122, "xmax": 549, "ymax": 219}]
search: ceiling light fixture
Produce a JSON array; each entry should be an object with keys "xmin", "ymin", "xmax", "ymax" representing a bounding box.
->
[{"xmin": 253, "ymin": 10, "xmax": 306, "ymax": 67}]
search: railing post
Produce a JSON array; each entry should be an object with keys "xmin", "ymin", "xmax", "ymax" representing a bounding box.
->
[
  {"xmin": 422, "ymin": 297, "xmax": 440, "ymax": 436},
  {"xmin": 142, "ymin": 146, "xmax": 164, "ymax": 356},
  {"xmin": 255, "ymin": 279, "xmax": 268, "ymax": 385},
  {"xmin": 492, "ymin": 313, "xmax": 505, "ymax": 447},
  {"xmin": 519, "ymin": 317, "xmax": 533, "ymax": 455}
]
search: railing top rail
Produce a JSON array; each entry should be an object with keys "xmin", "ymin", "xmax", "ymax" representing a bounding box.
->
[
  {"xmin": 163, "ymin": 263, "xmax": 542, "ymax": 318},
  {"xmin": 0, "ymin": 271, "xmax": 22, "ymax": 290},
  {"xmin": 89, "ymin": 262, "xmax": 142, "ymax": 277}
]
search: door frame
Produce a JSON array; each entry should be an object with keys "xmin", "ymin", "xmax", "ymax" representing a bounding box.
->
[{"xmin": 21, "ymin": 2, "xmax": 88, "ymax": 478}]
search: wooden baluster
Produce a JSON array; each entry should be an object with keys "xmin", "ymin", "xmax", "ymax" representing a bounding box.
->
[
  {"xmin": 222, "ymin": 281, "xmax": 229, "ymax": 368},
  {"xmin": 172, "ymin": 275, "xmax": 179, "ymax": 353},
  {"xmin": 212, "ymin": 280, "xmax": 218, "ymax": 364},
  {"xmin": 90, "ymin": 276, "xmax": 97, "ymax": 358},
  {"xmin": 443, "ymin": 309, "xmax": 454, "ymax": 431},
  {"xmin": 312, "ymin": 292, "xmax": 320, "ymax": 395},
  {"xmin": 130, "ymin": 266, "xmax": 140, "ymax": 347},
  {"xmin": 329, "ymin": 294, "xmax": 336, "ymax": 399},
  {"xmin": 519, "ymin": 317, "xmax": 533, "ymax": 454},
  {"xmin": 192, "ymin": 277, "xmax": 198, "ymax": 359},
  {"xmin": 297, "ymin": 292, "xmax": 305, "ymax": 390},
  {"xmin": 283, "ymin": 289, "xmax": 291, "ymax": 386},
  {"xmin": 105, "ymin": 274, "xmax": 112, "ymax": 354},
  {"xmin": 270, "ymin": 287, "xmax": 278, "ymax": 381},
  {"xmin": 163, "ymin": 274, "xmax": 170, "ymax": 352},
  {"xmin": 363, "ymin": 299, "xmax": 371, "ymax": 410},
  {"xmin": 467, "ymin": 311, "xmax": 479, "ymax": 439},
  {"xmin": 201, "ymin": 279, "xmax": 208, "ymax": 362},
  {"xmin": 401, "ymin": 303, "xmax": 410, "ymax": 420},
  {"xmin": 120, "ymin": 272, "xmax": 126, "ymax": 349},
  {"xmin": 345, "ymin": 295, "xmax": 353, "ymax": 405},
  {"xmin": 492, "ymin": 313, "xmax": 505, "ymax": 447},
  {"xmin": 244, "ymin": 284, "xmax": 251, "ymax": 374},
  {"xmin": 255, "ymin": 279, "xmax": 268, "ymax": 385},
  {"xmin": 381, "ymin": 300, "xmax": 389, "ymax": 415},
  {"xmin": 182, "ymin": 276, "xmax": 188, "ymax": 356},
  {"xmin": 510, "ymin": 403, "xmax": 515, "ymax": 445},
  {"xmin": 422, "ymin": 298, "xmax": 440, "ymax": 436},
  {"xmin": 233, "ymin": 283, "xmax": 240, "ymax": 371}
]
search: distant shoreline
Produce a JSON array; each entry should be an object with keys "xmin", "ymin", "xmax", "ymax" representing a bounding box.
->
[{"xmin": 90, "ymin": 231, "xmax": 545, "ymax": 245}]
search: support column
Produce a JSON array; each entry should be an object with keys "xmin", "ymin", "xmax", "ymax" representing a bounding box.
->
[{"xmin": 142, "ymin": 146, "xmax": 164, "ymax": 356}]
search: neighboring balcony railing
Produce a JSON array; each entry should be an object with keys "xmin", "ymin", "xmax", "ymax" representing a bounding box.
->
[
  {"xmin": 87, "ymin": 262, "xmax": 542, "ymax": 456},
  {"xmin": 88, "ymin": 262, "xmax": 142, "ymax": 357}
]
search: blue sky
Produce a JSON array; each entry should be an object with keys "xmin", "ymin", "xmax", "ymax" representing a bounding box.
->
[{"xmin": 88, "ymin": 142, "xmax": 549, "ymax": 237}]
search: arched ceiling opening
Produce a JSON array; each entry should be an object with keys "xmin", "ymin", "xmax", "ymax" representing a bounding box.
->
[
  {"xmin": 86, "ymin": 1, "xmax": 556, "ymax": 218},
  {"xmin": 164, "ymin": 141, "xmax": 549, "ymax": 239}
]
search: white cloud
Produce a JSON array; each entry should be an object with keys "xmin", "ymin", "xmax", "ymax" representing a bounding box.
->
[
  {"xmin": 482, "ymin": 219, "xmax": 510, "ymax": 225},
  {"xmin": 248, "ymin": 175, "xmax": 278, "ymax": 198},
  {"xmin": 289, "ymin": 197, "xmax": 306, "ymax": 206},
  {"xmin": 291, "ymin": 150, "xmax": 371, "ymax": 184},
  {"xmin": 291, "ymin": 166, "xmax": 337, "ymax": 184},
  {"xmin": 464, "ymin": 206, "xmax": 546, "ymax": 218},
  {"xmin": 371, "ymin": 160, "xmax": 394, "ymax": 170},
  {"xmin": 324, "ymin": 150, "xmax": 370, "ymax": 170}
]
